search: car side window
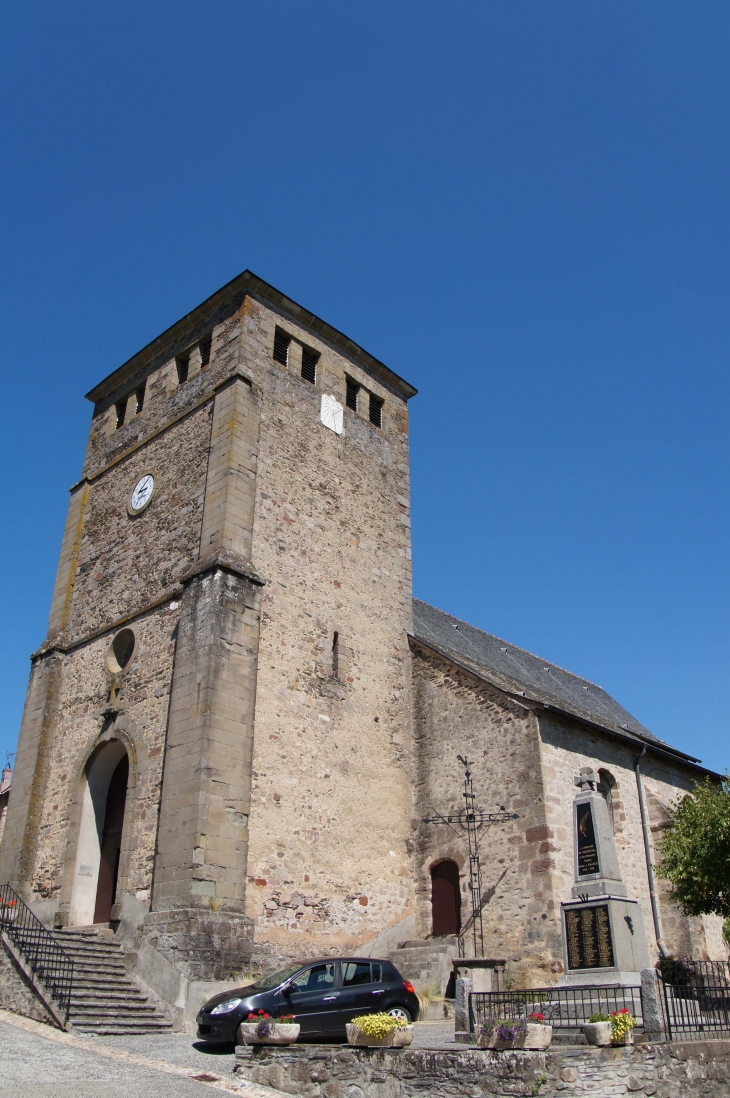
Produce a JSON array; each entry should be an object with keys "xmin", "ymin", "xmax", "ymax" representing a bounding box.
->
[
  {"xmin": 291, "ymin": 963, "xmax": 335, "ymax": 992},
  {"xmin": 341, "ymin": 962, "xmax": 372, "ymax": 986},
  {"xmin": 371, "ymin": 963, "xmax": 382, "ymax": 983}
]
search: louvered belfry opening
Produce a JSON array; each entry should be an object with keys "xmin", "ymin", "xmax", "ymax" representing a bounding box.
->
[
  {"xmin": 199, "ymin": 333, "xmax": 212, "ymax": 368},
  {"xmin": 301, "ymin": 346, "xmax": 319, "ymax": 384},
  {"xmin": 346, "ymin": 377, "xmax": 359, "ymax": 411},
  {"xmin": 369, "ymin": 393, "xmax": 383, "ymax": 428},
  {"xmin": 93, "ymin": 754, "xmax": 129, "ymax": 924},
  {"xmin": 115, "ymin": 400, "xmax": 127, "ymax": 429},
  {"xmin": 135, "ymin": 381, "xmax": 146, "ymax": 415},
  {"xmin": 176, "ymin": 353, "xmax": 189, "ymax": 385},
  {"xmin": 430, "ymin": 859, "xmax": 461, "ymax": 936},
  {"xmin": 273, "ymin": 327, "xmax": 291, "ymax": 366}
]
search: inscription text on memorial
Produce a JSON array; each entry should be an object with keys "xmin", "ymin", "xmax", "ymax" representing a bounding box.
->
[
  {"xmin": 565, "ymin": 904, "xmax": 615, "ymax": 970},
  {"xmin": 576, "ymin": 801, "xmax": 600, "ymax": 876}
]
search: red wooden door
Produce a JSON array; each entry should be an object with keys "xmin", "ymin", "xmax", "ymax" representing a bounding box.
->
[
  {"xmin": 431, "ymin": 860, "xmax": 461, "ymax": 936},
  {"xmin": 93, "ymin": 755, "xmax": 128, "ymax": 924}
]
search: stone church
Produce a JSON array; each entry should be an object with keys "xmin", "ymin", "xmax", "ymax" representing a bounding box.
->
[{"xmin": 0, "ymin": 271, "xmax": 723, "ymax": 1024}]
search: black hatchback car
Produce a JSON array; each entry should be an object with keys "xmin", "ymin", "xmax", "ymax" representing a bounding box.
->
[{"xmin": 196, "ymin": 957, "xmax": 419, "ymax": 1043}]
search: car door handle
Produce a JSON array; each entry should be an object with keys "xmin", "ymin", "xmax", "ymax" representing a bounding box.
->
[
  {"xmin": 372, "ymin": 990, "xmax": 385, "ymax": 995},
  {"xmin": 323, "ymin": 995, "xmax": 338, "ymax": 1002}
]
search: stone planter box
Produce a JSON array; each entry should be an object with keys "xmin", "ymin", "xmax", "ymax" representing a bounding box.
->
[
  {"xmin": 346, "ymin": 1023, "xmax": 414, "ymax": 1048},
  {"xmin": 584, "ymin": 1021, "xmax": 612, "ymax": 1047},
  {"xmin": 478, "ymin": 1023, "xmax": 552, "ymax": 1051},
  {"xmin": 612, "ymin": 1028, "xmax": 634, "ymax": 1047},
  {"xmin": 237, "ymin": 1022, "xmax": 300, "ymax": 1046}
]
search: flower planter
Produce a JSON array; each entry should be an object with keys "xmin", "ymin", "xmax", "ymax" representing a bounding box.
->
[
  {"xmin": 237, "ymin": 1022, "xmax": 300, "ymax": 1046},
  {"xmin": 478, "ymin": 1023, "xmax": 553, "ymax": 1051},
  {"xmin": 583, "ymin": 1022, "xmax": 612, "ymax": 1047},
  {"xmin": 611, "ymin": 1029, "xmax": 634, "ymax": 1047},
  {"xmin": 346, "ymin": 1023, "xmax": 414, "ymax": 1048},
  {"xmin": 0, "ymin": 908, "xmax": 17, "ymax": 924}
]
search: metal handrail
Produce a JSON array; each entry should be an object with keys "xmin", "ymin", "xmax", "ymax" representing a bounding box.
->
[{"xmin": 0, "ymin": 882, "xmax": 74, "ymax": 1022}]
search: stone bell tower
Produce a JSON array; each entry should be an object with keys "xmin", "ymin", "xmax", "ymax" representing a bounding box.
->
[{"xmin": 0, "ymin": 271, "xmax": 417, "ymax": 1012}]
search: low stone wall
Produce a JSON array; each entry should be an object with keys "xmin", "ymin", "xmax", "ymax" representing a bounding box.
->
[
  {"xmin": 233, "ymin": 1040, "xmax": 730, "ymax": 1097},
  {"xmin": 0, "ymin": 937, "xmax": 61, "ymax": 1028}
]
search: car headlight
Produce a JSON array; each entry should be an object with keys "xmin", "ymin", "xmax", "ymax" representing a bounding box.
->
[{"xmin": 210, "ymin": 998, "xmax": 243, "ymax": 1015}]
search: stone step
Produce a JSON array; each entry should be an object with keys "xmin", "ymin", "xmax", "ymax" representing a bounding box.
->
[
  {"xmin": 72, "ymin": 1024, "xmax": 173, "ymax": 1035},
  {"xmin": 70, "ymin": 1005, "xmax": 161, "ymax": 1018},
  {"xmin": 52, "ymin": 942, "xmax": 122, "ymax": 956}
]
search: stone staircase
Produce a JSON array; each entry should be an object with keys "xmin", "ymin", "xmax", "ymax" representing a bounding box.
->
[
  {"xmin": 389, "ymin": 935, "xmax": 460, "ymax": 997},
  {"xmin": 53, "ymin": 927, "xmax": 173, "ymax": 1035}
]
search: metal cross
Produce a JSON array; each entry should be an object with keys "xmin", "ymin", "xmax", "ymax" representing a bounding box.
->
[{"xmin": 422, "ymin": 755, "xmax": 518, "ymax": 959}]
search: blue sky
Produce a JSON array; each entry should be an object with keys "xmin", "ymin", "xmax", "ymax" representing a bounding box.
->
[{"xmin": 1, "ymin": 2, "xmax": 729, "ymax": 775}]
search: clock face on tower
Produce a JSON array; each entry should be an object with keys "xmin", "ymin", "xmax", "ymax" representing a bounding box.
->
[{"xmin": 129, "ymin": 474, "xmax": 155, "ymax": 514}]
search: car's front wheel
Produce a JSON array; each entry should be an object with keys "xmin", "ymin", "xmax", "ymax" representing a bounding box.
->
[{"xmin": 387, "ymin": 1006, "xmax": 412, "ymax": 1023}]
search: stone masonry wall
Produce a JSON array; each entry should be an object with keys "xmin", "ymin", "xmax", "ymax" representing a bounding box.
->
[
  {"xmin": 539, "ymin": 713, "xmax": 726, "ymax": 964},
  {"xmin": 29, "ymin": 601, "xmax": 180, "ymax": 911},
  {"xmin": 63, "ymin": 402, "xmax": 213, "ymax": 640},
  {"xmin": 410, "ymin": 643, "xmax": 563, "ymax": 987},
  {"xmin": 241, "ymin": 298, "xmax": 416, "ymax": 968},
  {"xmin": 233, "ymin": 1040, "xmax": 730, "ymax": 1098}
]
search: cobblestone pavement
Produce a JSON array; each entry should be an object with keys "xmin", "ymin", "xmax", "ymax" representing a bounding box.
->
[{"xmin": 0, "ymin": 1010, "xmax": 285, "ymax": 1098}]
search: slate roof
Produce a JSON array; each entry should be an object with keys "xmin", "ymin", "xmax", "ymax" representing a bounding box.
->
[{"xmin": 410, "ymin": 599, "xmax": 698, "ymax": 763}]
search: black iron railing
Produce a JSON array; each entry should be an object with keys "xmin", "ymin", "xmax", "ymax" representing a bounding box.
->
[
  {"xmin": 469, "ymin": 985, "xmax": 642, "ymax": 1033},
  {"xmin": 657, "ymin": 959, "xmax": 730, "ymax": 1041},
  {"xmin": 0, "ymin": 882, "xmax": 74, "ymax": 1022}
]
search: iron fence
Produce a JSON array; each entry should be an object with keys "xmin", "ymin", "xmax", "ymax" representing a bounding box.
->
[
  {"xmin": 469, "ymin": 985, "xmax": 642, "ymax": 1034},
  {"xmin": 0, "ymin": 882, "xmax": 74, "ymax": 1022},
  {"xmin": 657, "ymin": 959, "xmax": 730, "ymax": 1042}
]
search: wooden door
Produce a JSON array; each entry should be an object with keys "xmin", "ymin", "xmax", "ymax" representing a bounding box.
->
[
  {"xmin": 431, "ymin": 860, "xmax": 461, "ymax": 936},
  {"xmin": 93, "ymin": 755, "xmax": 128, "ymax": 924}
]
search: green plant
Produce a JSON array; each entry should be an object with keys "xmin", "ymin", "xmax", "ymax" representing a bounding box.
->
[
  {"xmin": 610, "ymin": 1009, "xmax": 636, "ymax": 1043},
  {"xmin": 588, "ymin": 1012, "xmax": 610, "ymax": 1023},
  {"xmin": 531, "ymin": 1075, "xmax": 548, "ymax": 1096},
  {"xmin": 656, "ymin": 776, "xmax": 730, "ymax": 920},
  {"xmin": 351, "ymin": 1013, "xmax": 407, "ymax": 1038}
]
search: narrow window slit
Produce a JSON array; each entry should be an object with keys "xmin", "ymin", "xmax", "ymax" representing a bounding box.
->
[
  {"xmin": 346, "ymin": 378, "xmax": 359, "ymax": 411},
  {"xmin": 332, "ymin": 632, "xmax": 339, "ymax": 679},
  {"xmin": 135, "ymin": 382, "xmax": 146, "ymax": 415},
  {"xmin": 273, "ymin": 328, "xmax": 291, "ymax": 366},
  {"xmin": 369, "ymin": 394, "xmax": 383, "ymax": 429},
  {"xmin": 199, "ymin": 334, "xmax": 212, "ymax": 368},
  {"xmin": 176, "ymin": 354, "xmax": 190, "ymax": 385},
  {"xmin": 301, "ymin": 347, "xmax": 319, "ymax": 385},
  {"xmin": 115, "ymin": 400, "xmax": 127, "ymax": 429}
]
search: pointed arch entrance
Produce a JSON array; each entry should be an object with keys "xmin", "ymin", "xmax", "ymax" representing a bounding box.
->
[
  {"xmin": 69, "ymin": 740, "xmax": 129, "ymax": 926},
  {"xmin": 430, "ymin": 859, "xmax": 461, "ymax": 936}
]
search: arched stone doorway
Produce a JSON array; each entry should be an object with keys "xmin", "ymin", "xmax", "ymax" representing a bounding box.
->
[
  {"xmin": 430, "ymin": 859, "xmax": 461, "ymax": 936},
  {"xmin": 69, "ymin": 740, "xmax": 129, "ymax": 926}
]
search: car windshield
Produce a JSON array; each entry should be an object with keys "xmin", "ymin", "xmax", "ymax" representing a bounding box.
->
[{"xmin": 252, "ymin": 963, "xmax": 307, "ymax": 990}]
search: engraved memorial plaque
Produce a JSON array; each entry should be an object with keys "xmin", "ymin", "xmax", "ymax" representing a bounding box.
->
[
  {"xmin": 565, "ymin": 904, "xmax": 615, "ymax": 970},
  {"xmin": 576, "ymin": 801, "xmax": 600, "ymax": 876}
]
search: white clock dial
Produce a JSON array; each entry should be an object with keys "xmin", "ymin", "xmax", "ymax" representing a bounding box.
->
[
  {"xmin": 130, "ymin": 474, "xmax": 155, "ymax": 513},
  {"xmin": 320, "ymin": 394, "xmax": 344, "ymax": 435}
]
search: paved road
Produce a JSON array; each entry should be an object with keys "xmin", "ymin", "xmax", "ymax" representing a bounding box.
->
[
  {"xmin": 0, "ymin": 1013, "xmax": 460, "ymax": 1098},
  {"xmin": 0, "ymin": 1019, "xmax": 218, "ymax": 1098}
]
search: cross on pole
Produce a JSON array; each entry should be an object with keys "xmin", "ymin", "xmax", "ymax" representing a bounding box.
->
[{"xmin": 422, "ymin": 755, "xmax": 518, "ymax": 959}]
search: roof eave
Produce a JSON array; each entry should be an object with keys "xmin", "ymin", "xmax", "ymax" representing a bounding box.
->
[
  {"xmin": 408, "ymin": 632, "xmax": 718, "ymax": 778},
  {"xmin": 85, "ymin": 269, "xmax": 418, "ymax": 405}
]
